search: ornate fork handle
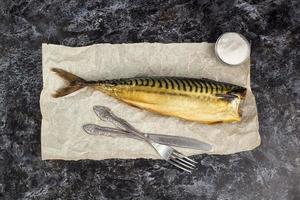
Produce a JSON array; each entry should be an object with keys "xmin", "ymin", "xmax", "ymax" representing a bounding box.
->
[{"xmin": 93, "ymin": 106, "xmax": 153, "ymax": 143}]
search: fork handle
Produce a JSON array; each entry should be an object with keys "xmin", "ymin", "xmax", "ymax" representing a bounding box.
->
[
  {"xmin": 94, "ymin": 106, "xmax": 155, "ymax": 143},
  {"xmin": 107, "ymin": 112, "xmax": 153, "ymax": 142},
  {"xmin": 103, "ymin": 110, "xmax": 154, "ymax": 143}
]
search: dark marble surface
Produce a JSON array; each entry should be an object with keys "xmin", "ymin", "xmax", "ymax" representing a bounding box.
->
[{"xmin": 0, "ymin": 0, "xmax": 299, "ymax": 199}]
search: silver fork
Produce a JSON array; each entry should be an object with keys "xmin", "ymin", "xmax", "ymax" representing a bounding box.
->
[{"xmin": 93, "ymin": 106, "xmax": 197, "ymax": 173}]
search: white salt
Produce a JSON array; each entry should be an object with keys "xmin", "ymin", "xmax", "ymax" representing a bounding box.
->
[{"xmin": 215, "ymin": 32, "xmax": 250, "ymax": 65}]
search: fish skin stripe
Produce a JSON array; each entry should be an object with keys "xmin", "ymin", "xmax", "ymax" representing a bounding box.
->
[
  {"xmin": 181, "ymin": 79, "xmax": 190, "ymax": 92},
  {"xmin": 217, "ymin": 82, "xmax": 222, "ymax": 93},
  {"xmin": 112, "ymin": 80, "xmax": 119, "ymax": 85},
  {"xmin": 140, "ymin": 78, "xmax": 145, "ymax": 86},
  {"xmin": 200, "ymin": 80, "xmax": 208, "ymax": 93},
  {"xmin": 206, "ymin": 81, "xmax": 213, "ymax": 94},
  {"xmin": 166, "ymin": 78, "xmax": 175, "ymax": 89},
  {"xmin": 173, "ymin": 79, "xmax": 181, "ymax": 90},
  {"xmin": 204, "ymin": 82, "xmax": 209, "ymax": 93},
  {"xmin": 213, "ymin": 82, "xmax": 219, "ymax": 93},
  {"xmin": 222, "ymin": 83, "xmax": 228, "ymax": 93},
  {"xmin": 178, "ymin": 79, "xmax": 186, "ymax": 91},
  {"xmin": 215, "ymin": 83, "xmax": 221, "ymax": 92},
  {"xmin": 218, "ymin": 82, "xmax": 224, "ymax": 93},
  {"xmin": 211, "ymin": 81, "xmax": 218, "ymax": 93},
  {"xmin": 150, "ymin": 78, "xmax": 156, "ymax": 87},
  {"xmin": 157, "ymin": 79, "xmax": 162, "ymax": 88},
  {"xmin": 192, "ymin": 79, "xmax": 202, "ymax": 93},
  {"xmin": 189, "ymin": 79, "xmax": 198, "ymax": 92},
  {"xmin": 184, "ymin": 79, "xmax": 193, "ymax": 92},
  {"xmin": 162, "ymin": 79, "xmax": 169, "ymax": 89},
  {"xmin": 200, "ymin": 80, "xmax": 206, "ymax": 93},
  {"xmin": 144, "ymin": 78, "xmax": 149, "ymax": 86},
  {"xmin": 211, "ymin": 82, "xmax": 217, "ymax": 93},
  {"xmin": 182, "ymin": 79, "xmax": 187, "ymax": 91},
  {"xmin": 195, "ymin": 80, "xmax": 204, "ymax": 93}
]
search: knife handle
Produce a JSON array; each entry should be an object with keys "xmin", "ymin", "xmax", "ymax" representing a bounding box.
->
[
  {"xmin": 83, "ymin": 124, "xmax": 142, "ymax": 141},
  {"xmin": 93, "ymin": 106, "xmax": 152, "ymax": 142}
]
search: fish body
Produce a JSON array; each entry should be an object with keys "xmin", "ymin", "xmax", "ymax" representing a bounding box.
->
[{"xmin": 52, "ymin": 68, "xmax": 246, "ymax": 124}]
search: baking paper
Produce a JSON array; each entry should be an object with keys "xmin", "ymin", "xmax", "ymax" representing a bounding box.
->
[{"xmin": 40, "ymin": 43, "xmax": 260, "ymax": 160}]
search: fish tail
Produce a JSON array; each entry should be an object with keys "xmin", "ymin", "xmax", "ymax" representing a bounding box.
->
[{"xmin": 51, "ymin": 68, "xmax": 87, "ymax": 98}]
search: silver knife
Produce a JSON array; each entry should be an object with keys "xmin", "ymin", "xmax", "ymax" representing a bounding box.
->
[{"xmin": 83, "ymin": 124, "xmax": 212, "ymax": 151}]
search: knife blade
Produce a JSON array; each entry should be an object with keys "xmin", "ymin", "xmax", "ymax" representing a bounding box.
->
[{"xmin": 83, "ymin": 124, "xmax": 212, "ymax": 151}]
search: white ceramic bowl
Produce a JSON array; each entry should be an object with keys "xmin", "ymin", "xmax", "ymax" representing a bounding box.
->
[{"xmin": 215, "ymin": 32, "xmax": 251, "ymax": 66}]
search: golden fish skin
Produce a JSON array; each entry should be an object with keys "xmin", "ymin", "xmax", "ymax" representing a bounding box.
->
[{"xmin": 52, "ymin": 68, "xmax": 247, "ymax": 124}]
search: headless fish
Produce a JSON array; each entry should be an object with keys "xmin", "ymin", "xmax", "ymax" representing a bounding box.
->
[{"xmin": 51, "ymin": 68, "xmax": 247, "ymax": 124}]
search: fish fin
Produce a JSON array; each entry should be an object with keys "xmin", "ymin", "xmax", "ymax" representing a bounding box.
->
[
  {"xmin": 51, "ymin": 68, "xmax": 87, "ymax": 98},
  {"xmin": 51, "ymin": 68, "xmax": 85, "ymax": 83},
  {"xmin": 215, "ymin": 93, "xmax": 238, "ymax": 101},
  {"xmin": 52, "ymin": 85, "xmax": 84, "ymax": 98}
]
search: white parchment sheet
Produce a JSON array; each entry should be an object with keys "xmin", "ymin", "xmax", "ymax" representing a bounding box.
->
[{"xmin": 40, "ymin": 43, "xmax": 260, "ymax": 160}]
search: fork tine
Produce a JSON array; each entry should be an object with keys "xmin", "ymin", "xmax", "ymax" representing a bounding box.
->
[
  {"xmin": 167, "ymin": 160, "xmax": 192, "ymax": 173},
  {"xmin": 171, "ymin": 158, "xmax": 194, "ymax": 170},
  {"xmin": 173, "ymin": 151, "xmax": 197, "ymax": 164},
  {"xmin": 171, "ymin": 155, "xmax": 196, "ymax": 168},
  {"xmin": 177, "ymin": 156, "xmax": 197, "ymax": 167}
]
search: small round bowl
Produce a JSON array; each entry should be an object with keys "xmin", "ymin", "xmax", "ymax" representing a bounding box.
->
[{"xmin": 215, "ymin": 32, "xmax": 251, "ymax": 66}]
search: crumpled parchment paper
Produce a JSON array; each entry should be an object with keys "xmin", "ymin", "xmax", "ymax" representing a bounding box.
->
[{"xmin": 40, "ymin": 43, "xmax": 260, "ymax": 160}]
